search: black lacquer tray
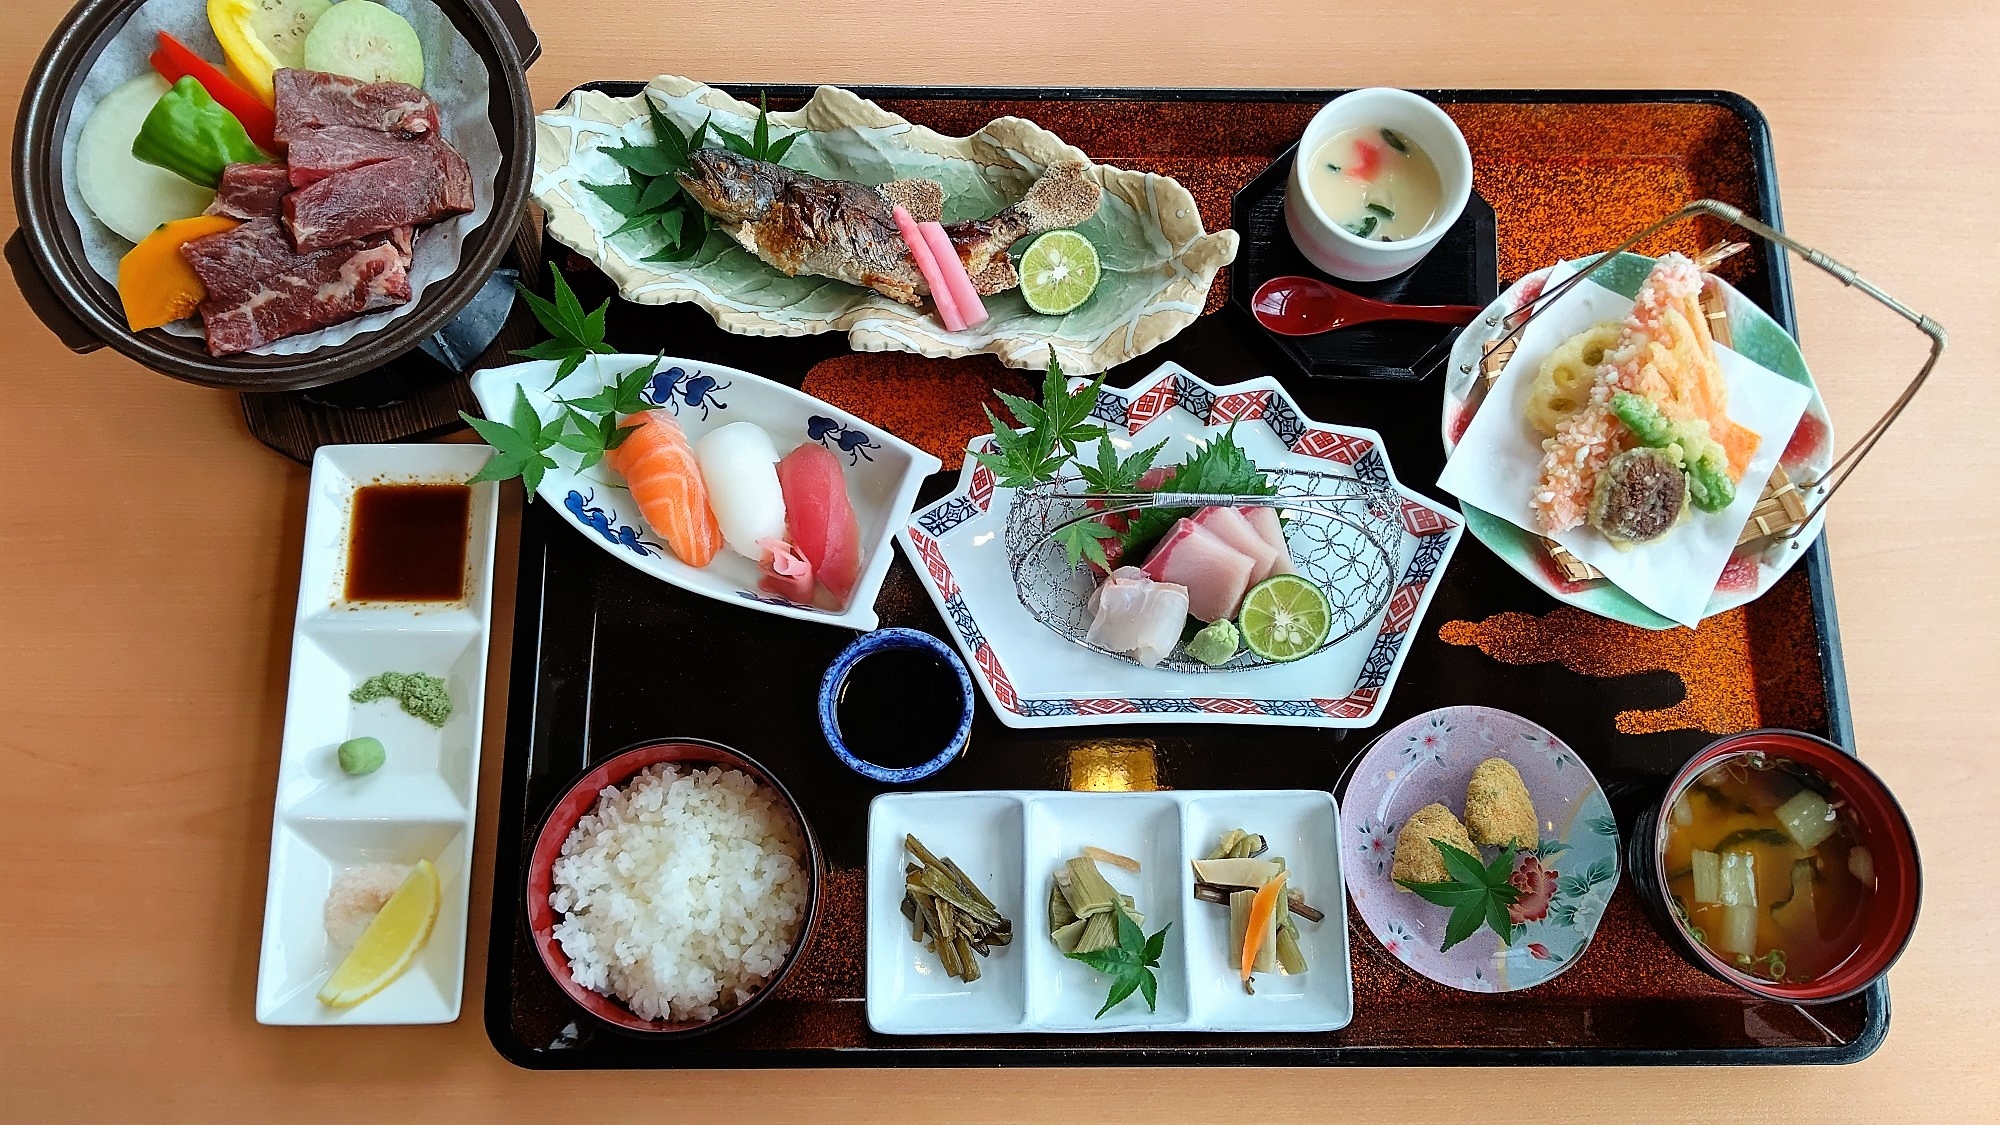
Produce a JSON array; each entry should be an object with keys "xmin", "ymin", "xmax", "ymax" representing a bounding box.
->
[{"xmin": 483, "ymin": 84, "xmax": 1880, "ymax": 1068}]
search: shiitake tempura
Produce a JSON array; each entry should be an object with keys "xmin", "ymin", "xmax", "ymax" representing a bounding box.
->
[{"xmin": 1663, "ymin": 756, "xmax": 1875, "ymax": 983}]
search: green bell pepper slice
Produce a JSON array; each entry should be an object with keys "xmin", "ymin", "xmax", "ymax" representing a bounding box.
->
[{"xmin": 130, "ymin": 76, "xmax": 273, "ymax": 189}]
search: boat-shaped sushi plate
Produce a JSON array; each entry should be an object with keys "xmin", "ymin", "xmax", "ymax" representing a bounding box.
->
[
  {"xmin": 481, "ymin": 83, "xmax": 1883, "ymax": 1068},
  {"xmin": 257, "ymin": 445, "xmax": 499, "ymax": 1025}
]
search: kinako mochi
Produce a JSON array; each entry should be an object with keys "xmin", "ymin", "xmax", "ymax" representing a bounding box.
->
[
  {"xmin": 1465, "ymin": 757, "xmax": 1538, "ymax": 849},
  {"xmin": 1391, "ymin": 802, "xmax": 1475, "ymax": 888}
]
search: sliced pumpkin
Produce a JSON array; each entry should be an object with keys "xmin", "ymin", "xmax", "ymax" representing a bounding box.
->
[{"xmin": 118, "ymin": 215, "xmax": 240, "ymax": 331}]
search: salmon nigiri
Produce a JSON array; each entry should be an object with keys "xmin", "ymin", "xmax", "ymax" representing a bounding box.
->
[
  {"xmin": 776, "ymin": 443, "xmax": 862, "ymax": 603},
  {"xmin": 604, "ymin": 410, "xmax": 723, "ymax": 567}
]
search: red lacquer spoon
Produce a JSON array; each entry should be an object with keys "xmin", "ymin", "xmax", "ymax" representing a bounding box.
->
[{"xmin": 1251, "ymin": 275, "xmax": 1484, "ymax": 337}]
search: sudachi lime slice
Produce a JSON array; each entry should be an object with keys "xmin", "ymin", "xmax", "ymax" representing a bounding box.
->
[
  {"xmin": 1237, "ymin": 574, "xmax": 1333, "ymax": 663},
  {"xmin": 1019, "ymin": 229, "xmax": 1101, "ymax": 315}
]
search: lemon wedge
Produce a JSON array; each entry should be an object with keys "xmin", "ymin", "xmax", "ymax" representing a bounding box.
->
[{"xmin": 317, "ymin": 858, "xmax": 440, "ymax": 1008}]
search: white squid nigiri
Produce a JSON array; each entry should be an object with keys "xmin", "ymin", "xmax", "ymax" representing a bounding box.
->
[{"xmin": 692, "ymin": 421, "xmax": 787, "ymax": 560}]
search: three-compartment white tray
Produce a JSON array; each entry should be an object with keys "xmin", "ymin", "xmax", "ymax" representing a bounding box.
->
[
  {"xmin": 253, "ymin": 445, "xmax": 499, "ymax": 1025},
  {"xmin": 867, "ymin": 790, "xmax": 1352, "ymax": 1035}
]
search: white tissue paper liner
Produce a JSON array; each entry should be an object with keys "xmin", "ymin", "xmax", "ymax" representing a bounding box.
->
[
  {"xmin": 58, "ymin": 0, "xmax": 500, "ymax": 356},
  {"xmin": 1436, "ymin": 259, "xmax": 1811, "ymax": 628}
]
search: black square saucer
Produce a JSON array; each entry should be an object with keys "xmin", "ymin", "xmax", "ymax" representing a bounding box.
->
[{"xmin": 1228, "ymin": 145, "xmax": 1498, "ymax": 381}]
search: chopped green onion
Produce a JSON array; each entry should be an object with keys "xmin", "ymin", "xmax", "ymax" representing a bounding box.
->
[
  {"xmin": 1365, "ymin": 202, "xmax": 1396, "ymax": 220},
  {"xmin": 1381, "ymin": 128, "xmax": 1411, "ymax": 154}
]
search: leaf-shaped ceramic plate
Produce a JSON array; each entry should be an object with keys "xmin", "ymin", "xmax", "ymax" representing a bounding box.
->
[
  {"xmin": 469, "ymin": 355, "xmax": 941, "ymax": 631},
  {"xmin": 533, "ymin": 77, "xmax": 1239, "ymax": 375}
]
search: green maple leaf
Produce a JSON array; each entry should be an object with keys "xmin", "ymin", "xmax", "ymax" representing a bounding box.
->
[{"xmin": 1397, "ymin": 841, "xmax": 1523, "ymax": 953}]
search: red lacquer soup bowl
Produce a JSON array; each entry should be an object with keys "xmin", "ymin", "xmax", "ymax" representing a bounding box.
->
[
  {"xmin": 525, "ymin": 738, "xmax": 823, "ymax": 1037},
  {"xmin": 1627, "ymin": 729, "xmax": 1920, "ymax": 1004}
]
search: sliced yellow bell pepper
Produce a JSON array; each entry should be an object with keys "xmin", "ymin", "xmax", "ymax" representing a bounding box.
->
[{"xmin": 210, "ymin": 0, "xmax": 331, "ymax": 104}]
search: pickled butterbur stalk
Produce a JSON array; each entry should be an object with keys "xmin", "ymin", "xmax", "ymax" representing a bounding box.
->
[{"xmin": 901, "ymin": 834, "xmax": 1010, "ymax": 983}]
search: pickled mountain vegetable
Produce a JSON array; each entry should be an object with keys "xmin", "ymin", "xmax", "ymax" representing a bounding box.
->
[
  {"xmin": 1046, "ymin": 851, "xmax": 1169, "ymax": 1018},
  {"xmin": 1189, "ymin": 827, "xmax": 1322, "ymax": 991},
  {"xmin": 1663, "ymin": 754, "xmax": 1876, "ymax": 983},
  {"xmin": 900, "ymin": 835, "xmax": 1011, "ymax": 983}
]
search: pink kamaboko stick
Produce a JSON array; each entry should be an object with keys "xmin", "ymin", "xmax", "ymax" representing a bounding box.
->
[
  {"xmin": 917, "ymin": 220, "xmax": 989, "ymax": 328},
  {"xmin": 891, "ymin": 204, "xmax": 964, "ymax": 331}
]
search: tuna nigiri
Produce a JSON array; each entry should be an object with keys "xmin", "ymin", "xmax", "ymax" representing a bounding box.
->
[
  {"xmin": 694, "ymin": 422, "xmax": 789, "ymax": 560},
  {"xmin": 777, "ymin": 443, "xmax": 862, "ymax": 604},
  {"xmin": 604, "ymin": 410, "xmax": 722, "ymax": 567}
]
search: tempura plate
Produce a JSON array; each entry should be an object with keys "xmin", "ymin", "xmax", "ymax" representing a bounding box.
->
[{"xmin": 1442, "ymin": 253, "xmax": 1834, "ymax": 629}]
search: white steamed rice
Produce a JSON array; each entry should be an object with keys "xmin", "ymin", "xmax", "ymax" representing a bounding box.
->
[{"xmin": 549, "ymin": 763, "xmax": 808, "ymax": 1023}]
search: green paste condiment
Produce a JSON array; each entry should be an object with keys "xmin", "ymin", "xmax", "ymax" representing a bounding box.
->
[{"xmin": 350, "ymin": 671, "xmax": 453, "ymax": 728}]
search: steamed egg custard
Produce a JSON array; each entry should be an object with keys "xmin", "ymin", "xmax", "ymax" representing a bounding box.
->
[{"xmin": 1305, "ymin": 127, "xmax": 1444, "ymax": 241}]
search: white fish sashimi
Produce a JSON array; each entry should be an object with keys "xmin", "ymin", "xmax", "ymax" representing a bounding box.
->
[
  {"xmin": 1086, "ymin": 567, "xmax": 1190, "ymax": 667},
  {"xmin": 693, "ymin": 422, "xmax": 788, "ymax": 560}
]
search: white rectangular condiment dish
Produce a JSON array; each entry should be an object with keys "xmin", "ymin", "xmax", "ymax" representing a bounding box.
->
[
  {"xmin": 254, "ymin": 445, "xmax": 499, "ymax": 1025},
  {"xmin": 867, "ymin": 790, "xmax": 1351, "ymax": 1035}
]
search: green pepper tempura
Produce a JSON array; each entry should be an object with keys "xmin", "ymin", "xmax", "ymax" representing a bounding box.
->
[{"xmin": 1608, "ymin": 391, "xmax": 1738, "ymax": 513}]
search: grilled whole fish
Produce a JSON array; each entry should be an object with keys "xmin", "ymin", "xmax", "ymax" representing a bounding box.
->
[{"xmin": 677, "ymin": 148, "xmax": 1103, "ymax": 306}]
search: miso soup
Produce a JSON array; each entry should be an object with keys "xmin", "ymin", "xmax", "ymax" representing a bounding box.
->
[
  {"xmin": 1304, "ymin": 126, "xmax": 1444, "ymax": 241},
  {"xmin": 1662, "ymin": 754, "xmax": 1875, "ymax": 984}
]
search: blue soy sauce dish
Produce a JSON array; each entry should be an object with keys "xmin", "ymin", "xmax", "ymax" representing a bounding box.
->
[{"xmin": 818, "ymin": 628, "xmax": 974, "ymax": 784}]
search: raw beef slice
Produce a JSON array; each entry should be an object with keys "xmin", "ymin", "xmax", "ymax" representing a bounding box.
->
[
  {"xmin": 285, "ymin": 140, "xmax": 473, "ymax": 252},
  {"xmin": 272, "ymin": 68, "xmax": 441, "ymax": 144},
  {"xmin": 205, "ymin": 163, "xmax": 293, "ymax": 220},
  {"xmin": 285, "ymin": 125, "xmax": 422, "ymax": 187},
  {"xmin": 180, "ymin": 218, "xmax": 412, "ymax": 355}
]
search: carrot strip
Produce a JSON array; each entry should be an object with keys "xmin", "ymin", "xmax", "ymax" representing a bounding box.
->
[
  {"xmin": 891, "ymin": 204, "xmax": 964, "ymax": 331},
  {"xmin": 1240, "ymin": 871, "xmax": 1287, "ymax": 994},
  {"xmin": 918, "ymin": 220, "xmax": 989, "ymax": 328}
]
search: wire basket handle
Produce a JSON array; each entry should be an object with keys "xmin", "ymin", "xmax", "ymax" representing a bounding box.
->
[{"xmin": 1492, "ymin": 199, "xmax": 1946, "ymax": 524}]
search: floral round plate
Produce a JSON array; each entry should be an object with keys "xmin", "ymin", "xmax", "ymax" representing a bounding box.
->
[{"xmin": 1341, "ymin": 706, "xmax": 1619, "ymax": 993}]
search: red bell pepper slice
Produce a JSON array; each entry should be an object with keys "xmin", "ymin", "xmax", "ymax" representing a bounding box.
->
[{"xmin": 150, "ymin": 32, "xmax": 277, "ymax": 155}]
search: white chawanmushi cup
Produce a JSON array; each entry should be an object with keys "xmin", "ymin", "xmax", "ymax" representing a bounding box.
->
[{"xmin": 1284, "ymin": 88, "xmax": 1473, "ymax": 283}]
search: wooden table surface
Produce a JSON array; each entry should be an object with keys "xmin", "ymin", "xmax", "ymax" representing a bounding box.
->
[{"xmin": 4, "ymin": 0, "xmax": 1995, "ymax": 1118}]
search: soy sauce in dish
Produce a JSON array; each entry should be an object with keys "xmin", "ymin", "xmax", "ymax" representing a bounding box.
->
[
  {"xmin": 344, "ymin": 483, "xmax": 471, "ymax": 603},
  {"xmin": 835, "ymin": 648, "xmax": 964, "ymax": 769}
]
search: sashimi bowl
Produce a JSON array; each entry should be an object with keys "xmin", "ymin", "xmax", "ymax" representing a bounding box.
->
[
  {"xmin": 525, "ymin": 738, "xmax": 823, "ymax": 1036},
  {"xmin": 900, "ymin": 361, "xmax": 1465, "ymax": 730},
  {"xmin": 469, "ymin": 354, "xmax": 942, "ymax": 630},
  {"xmin": 1005, "ymin": 471, "xmax": 1406, "ymax": 672}
]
